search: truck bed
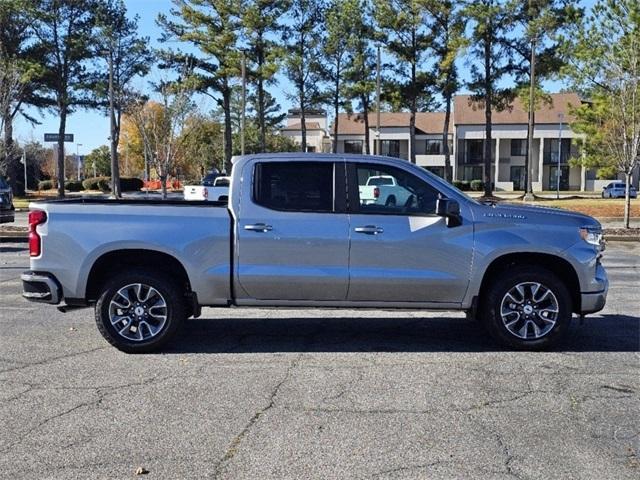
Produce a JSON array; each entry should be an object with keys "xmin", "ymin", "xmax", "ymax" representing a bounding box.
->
[{"xmin": 29, "ymin": 197, "xmax": 232, "ymax": 306}]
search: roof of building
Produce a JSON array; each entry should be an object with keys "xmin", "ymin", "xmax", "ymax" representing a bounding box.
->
[
  {"xmin": 334, "ymin": 112, "xmax": 453, "ymax": 135},
  {"xmin": 281, "ymin": 121, "xmax": 324, "ymax": 131},
  {"xmin": 287, "ymin": 108, "xmax": 326, "ymax": 117},
  {"xmin": 453, "ymin": 92, "xmax": 583, "ymax": 125}
]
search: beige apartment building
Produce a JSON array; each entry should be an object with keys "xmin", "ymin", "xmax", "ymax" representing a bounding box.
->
[{"xmin": 280, "ymin": 93, "xmax": 636, "ymax": 192}]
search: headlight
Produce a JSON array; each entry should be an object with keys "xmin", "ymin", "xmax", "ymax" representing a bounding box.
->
[{"xmin": 579, "ymin": 226, "xmax": 603, "ymax": 247}]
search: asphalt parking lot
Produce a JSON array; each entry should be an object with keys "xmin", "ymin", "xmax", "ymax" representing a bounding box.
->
[{"xmin": 0, "ymin": 241, "xmax": 638, "ymax": 479}]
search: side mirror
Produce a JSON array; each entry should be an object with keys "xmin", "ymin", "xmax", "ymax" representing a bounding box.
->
[{"xmin": 436, "ymin": 198, "xmax": 462, "ymax": 227}]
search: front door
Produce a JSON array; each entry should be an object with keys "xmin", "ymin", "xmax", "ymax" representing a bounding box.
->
[
  {"xmin": 548, "ymin": 165, "xmax": 570, "ymax": 190},
  {"xmin": 235, "ymin": 160, "xmax": 350, "ymax": 301},
  {"xmin": 510, "ymin": 166, "xmax": 525, "ymax": 191},
  {"xmin": 346, "ymin": 162, "xmax": 474, "ymax": 304}
]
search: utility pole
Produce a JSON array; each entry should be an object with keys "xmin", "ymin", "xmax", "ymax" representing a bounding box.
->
[
  {"xmin": 524, "ymin": 0, "xmax": 536, "ymax": 201},
  {"xmin": 241, "ymin": 51, "xmax": 246, "ymax": 156},
  {"xmin": 108, "ymin": 49, "xmax": 121, "ymax": 198},
  {"xmin": 376, "ymin": 44, "xmax": 381, "ymax": 156}
]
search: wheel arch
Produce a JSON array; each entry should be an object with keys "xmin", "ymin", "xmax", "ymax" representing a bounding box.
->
[
  {"xmin": 85, "ymin": 249, "xmax": 192, "ymax": 302},
  {"xmin": 478, "ymin": 252, "xmax": 581, "ymax": 313}
]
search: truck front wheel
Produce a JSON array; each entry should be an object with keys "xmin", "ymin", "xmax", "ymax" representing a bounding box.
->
[
  {"xmin": 480, "ymin": 266, "xmax": 572, "ymax": 350},
  {"xmin": 94, "ymin": 269, "xmax": 186, "ymax": 353}
]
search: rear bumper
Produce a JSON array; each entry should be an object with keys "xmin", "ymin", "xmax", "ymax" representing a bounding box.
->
[{"xmin": 21, "ymin": 271, "xmax": 62, "ymax": 304}]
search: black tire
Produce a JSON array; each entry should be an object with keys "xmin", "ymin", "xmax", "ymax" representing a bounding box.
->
[
  {"xmin": 385, "ymin": 195, "xmax": 396, "ymax": 207},
  {"xmin": 480, "ymin": 266, "xmax": 572, "ymax": 350},
  {"xmin": 94, "ymin": 268, "xmax": 186, "ymax": 353}
]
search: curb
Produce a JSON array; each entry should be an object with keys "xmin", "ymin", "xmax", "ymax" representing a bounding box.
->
[{"xmin": 605, "ymin": 236, "xmax": 640, "ymax": 242}]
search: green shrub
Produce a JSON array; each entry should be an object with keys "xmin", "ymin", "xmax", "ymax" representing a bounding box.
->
[
  {"xmin": 65, "ymin": 180, "xmax": 84, "ymax": 192},
  {"xmin": 38, "ymin": 180, "xmax": 54, "ymax": 190},
  {"xmin": 82, "ymin": 176, "xmax": 142, "ymax": 192},
  {"xmin": 82, "ymin": 176, "xmax": 111, "ymax": 191},
  {"xmin": 452, "ymin": 180, "xmax": 470, "ymax": 191},
  {"xmin": 120, "ymin": 177, "xmax": 144, "ymax": 192},
  {"xmin": 470, "ymin": 179, "xmax": 484, "ymax": 191}
]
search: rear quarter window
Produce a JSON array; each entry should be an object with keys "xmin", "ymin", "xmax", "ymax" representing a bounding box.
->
[{"xmin": 253, "ymin": 162, "xmax": 334, "ymax": 212}]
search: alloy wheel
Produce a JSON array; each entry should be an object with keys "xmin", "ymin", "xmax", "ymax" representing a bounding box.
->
[
  {"xmin": 108, "ymin": 283, "xmax": 168, "ymax": 342},
  {"xmin": 500, "ymin": 282, "xmax": 559, "ymax": 340}
]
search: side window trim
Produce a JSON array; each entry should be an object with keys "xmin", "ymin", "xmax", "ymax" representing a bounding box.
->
[{"xmin": 346, "ymin": 161, "xmax": 442, "ymax": 217}]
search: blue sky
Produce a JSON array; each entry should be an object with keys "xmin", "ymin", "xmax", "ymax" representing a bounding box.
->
[{"xmin": 14, "ymin": 0, "xmax": 595, "ymax": 155}]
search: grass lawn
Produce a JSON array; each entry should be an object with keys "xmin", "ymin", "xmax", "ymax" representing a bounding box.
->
[{"xmin": 518, "ymin": 198, "xmax": 639, "ymax": 218}]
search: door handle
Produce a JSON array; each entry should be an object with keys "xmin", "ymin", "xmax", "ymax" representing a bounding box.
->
[
  {"xmin": 354, "ymin": 225, "xmax": 384, "ymax": 235},
  {"xmin": 244, "ymin": 223, "xmax": 273, "ymax": 232}
]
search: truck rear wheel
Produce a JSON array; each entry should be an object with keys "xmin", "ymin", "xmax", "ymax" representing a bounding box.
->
[
  {"xmin": 94, "ymin": 269, "xmax": 186, "ymax": 353},
  {"xmin": 480, "ymin": 266, "xmax": 572, "ymax": 350}
]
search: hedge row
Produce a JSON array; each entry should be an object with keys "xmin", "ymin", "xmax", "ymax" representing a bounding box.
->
[
  {"xmin": 451, "ymin": 180, "xmax": 485, "ymax": 191},
  {"xmin": 82, "ymin": 177, "xmax": 144, "ymax": 192},
  {"xmin": 38, "ymin": 177, "xmax": 144, "ymax": 192}
]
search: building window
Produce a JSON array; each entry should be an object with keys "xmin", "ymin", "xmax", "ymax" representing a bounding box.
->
[
  {"xmin": 466, "ymin": 140, "xmax": 484, "ymax": 163},
  {"xmin": 543, "ymin": 139, "xmax": 572, "ymax": 164},
  {"xmin": 425, "ymin": 140, "xmax": 442, "ymax": 154},
  {"xmin": 510, "ymin": 139, "xmax": 526, "ymax": 156},
  {"xmin": 253, "ymin": 161, "xmax": 334, "ymax": 212},
  {"xmin": 463, "ymin": 166, "xmax": 483, "ymax": 181},
  {"xmin": 381, "ymin": 140, "xmax": 401, "ymax": 158},
  {"xmin": 344, "ymin": 140, "xmax": 363, "ymax": 154}
]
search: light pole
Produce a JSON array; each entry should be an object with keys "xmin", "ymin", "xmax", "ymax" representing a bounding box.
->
[
  {"xmin": 556, "ymin": 113, "xmax": 563, "ymax": 199},
  {"xmin": 76, "ymin": 143, "xmax": 83, "ymax": 180},
  {"xmin": 376, "ymin": 44, "xmax": 381, "ymax": 156}
]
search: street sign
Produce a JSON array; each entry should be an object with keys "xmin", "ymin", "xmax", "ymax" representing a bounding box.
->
[{"xmin": 44, "ymin": 133, "xmax": 74, "ymax": 142}]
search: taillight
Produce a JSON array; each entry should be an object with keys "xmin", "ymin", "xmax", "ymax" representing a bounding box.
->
[
  {"xmin": 28, "ymin": 210, "xmax": 47, "ymax": 257},
  {"xmin": 373, "ymin": 187, "xmax": 380, "ymax": 199}
]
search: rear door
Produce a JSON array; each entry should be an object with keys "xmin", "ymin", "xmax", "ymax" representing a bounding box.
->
[
  {"xmin": 235, "ymin": 159, "xmax": 350, "ymax": 301},
  {"xmin": 346, "ymin": 162, "xmax": 474, "ymax": 304}
]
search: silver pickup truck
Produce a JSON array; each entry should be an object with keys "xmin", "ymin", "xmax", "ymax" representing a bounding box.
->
[{"xmin": 22, "ymin": 153, "xmax": 608, "ymax": 352}]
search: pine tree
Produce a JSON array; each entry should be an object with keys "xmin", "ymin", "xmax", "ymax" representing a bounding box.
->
[
  {"xmin": 31, "ymin": 0, "xmax": 96, "ymax": 197},
  {"xmin": 95, "ymin": 0, "xmax": 152, "ymax": 197},
  {"xmin": 343, "ymin": 0, "xmax": 376, "ymax": 154},
  {"xmin": 241, "ymin": 0, "xmax": 286, "ymax": 153},
  {"xmin": 465, "ymin": 0, "xmax": 516, "ymax": 197},
  {"xmin": 158, "ymin": 0, "xmax": 241, "ymax": 173},
  {"xmin": 374, "ymin": 0, "xmax": 433, "ymax": 164},
  {"xmin": 425, "ymin": 0, "xmax": 466, "ymax": 182},
  {"xmin": 283, "ymin": 0, "xmax": 324, "ymax": 152}
]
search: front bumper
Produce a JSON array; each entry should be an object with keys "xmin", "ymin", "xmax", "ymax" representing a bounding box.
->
[
  {"xmin": 580, "ymin": 263, "xmax": 608, "ymax": 314},
  {"xmin": 21, "ymin": 271, "xmax": 62, "ymax": 304}
]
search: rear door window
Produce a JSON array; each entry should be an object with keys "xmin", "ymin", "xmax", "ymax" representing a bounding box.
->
[{"xmin": 253, "ymin": 162, "xmax": 335, "ymax": 212}]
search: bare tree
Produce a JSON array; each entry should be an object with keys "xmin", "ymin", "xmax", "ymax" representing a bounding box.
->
[{"xmin": 127, "ymin": 79, "xmax": 196, "ymax": 199}]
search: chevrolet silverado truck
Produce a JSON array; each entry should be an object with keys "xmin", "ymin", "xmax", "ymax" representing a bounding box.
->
[{"xmin": 22, "ymin": 153, "xmax": 608, "ymax": 353}]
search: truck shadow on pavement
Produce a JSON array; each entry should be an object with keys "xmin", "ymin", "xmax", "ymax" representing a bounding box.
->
[{"xmin": 167, "ymin": 314, "xmax": 639, "ymax": 354}]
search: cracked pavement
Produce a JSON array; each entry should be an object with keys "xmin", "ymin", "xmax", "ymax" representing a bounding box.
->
[{"xmin": 0, "ymin": 241, "xmax": 638, "ymax": 479}]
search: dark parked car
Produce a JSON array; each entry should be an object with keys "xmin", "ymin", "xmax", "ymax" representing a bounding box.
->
[{"xmin": 0, "ymin": 175, "xmax": 15, "ymax": 223}]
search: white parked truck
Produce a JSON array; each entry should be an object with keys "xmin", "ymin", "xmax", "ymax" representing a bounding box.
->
[{"xmin": 183, "ymin": 176, "xmax": 230, "ymax": 202}]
